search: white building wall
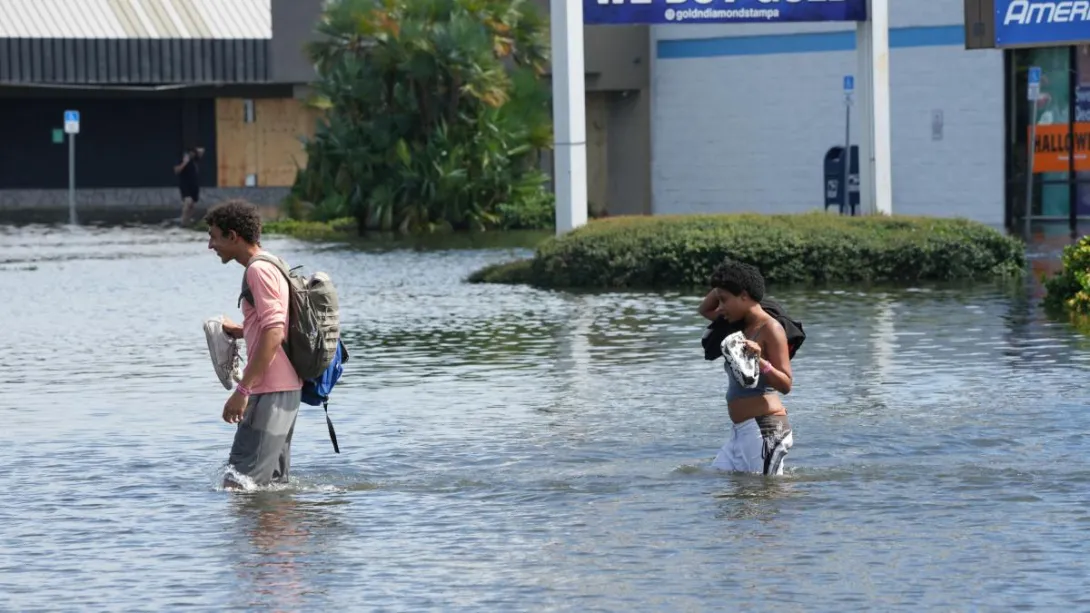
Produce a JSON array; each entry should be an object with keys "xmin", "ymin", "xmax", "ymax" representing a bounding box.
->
[{"xmin": 650, "ymin": 0, "xmax": 1006, "ymax": 224}]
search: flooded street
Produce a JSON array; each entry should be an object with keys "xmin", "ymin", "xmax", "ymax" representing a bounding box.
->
[{"xmin": 2, "ymin": 224, "xmax": 1089, "ymax": 611}]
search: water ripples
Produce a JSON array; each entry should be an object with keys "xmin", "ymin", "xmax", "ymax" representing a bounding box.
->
[{"xmin": 2, "ymin": 224, "xmax": 1090, "ymax": 611}]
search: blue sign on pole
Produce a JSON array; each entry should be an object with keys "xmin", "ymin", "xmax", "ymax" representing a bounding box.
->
[
  {"xmin": 1028, "ymin": 65, "xmax": 1041, "ymax": 100},
  {"xmin": 584, "ymin": 0, "xmax": 867, "ymax": 25},
  {"xmin": 994, "ymin": 0, "xmax": 1090, "ymax": 48},
  {"xmin": 64, "ymin": 109, "xmax": 80, "ymax": 135},
  {"xmin": 844, "ymin": 75, "xmax": 854, "ymax": 92}
]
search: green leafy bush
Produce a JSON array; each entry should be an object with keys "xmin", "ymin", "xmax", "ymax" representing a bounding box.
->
[
  {"xmin": 469, "ymin": 212, "xmax": 1027, "ymax": 288},
  {"xmin": 1043, "ymin": 234, "xmax": 1090, "ymax": 324},
  {"xmin": 466, "ymin": 258, "xmax": 535, "ymax": 284},
  {"xmin": 263, "ymin": 217, "xmax": 356, "ymax": 241},
  {"xmin": 287, "ymin": 0, "xmax": 554, "ymax": 234}
]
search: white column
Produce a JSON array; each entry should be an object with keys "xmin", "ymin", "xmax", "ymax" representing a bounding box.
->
[
  {"xmin": 551, "ymin": 0, "xmax": 588, "ymax": 235},
  {"xmin": 856, "ymin": 0, "xmax": 893, "ymax": 216}
]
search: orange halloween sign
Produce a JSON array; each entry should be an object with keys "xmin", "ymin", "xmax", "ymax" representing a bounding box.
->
[{"xmin": 1031, "ymin": 123, "xmax": 1090, "ymax": 173}]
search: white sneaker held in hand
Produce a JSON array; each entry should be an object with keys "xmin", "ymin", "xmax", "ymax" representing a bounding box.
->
[{"xmin": 203, "ymin": 316, "xmax": 243, "ymax": 390}]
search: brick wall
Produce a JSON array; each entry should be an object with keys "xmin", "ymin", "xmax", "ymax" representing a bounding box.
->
[{"xmin": 649, "ymin": 0, "xmax": 1007, "ymax": 224}]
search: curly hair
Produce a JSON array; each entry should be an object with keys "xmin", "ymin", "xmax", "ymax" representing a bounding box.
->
[
  {"xmin": 709, "ymin": 259, "xmax": 765, "ymax": 302},
  {"xmin": 204, "ymin": 199, "xmax": 262, "ymax": 245}
]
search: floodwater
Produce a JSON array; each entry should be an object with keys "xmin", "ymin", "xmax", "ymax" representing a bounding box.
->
[{"xmin": 2, "ymin": 223, "xmax": 1089, "ymax": 611}]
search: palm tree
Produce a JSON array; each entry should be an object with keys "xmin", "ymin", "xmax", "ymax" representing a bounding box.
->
[{"xmin": 291, "ymin": 0, "xmax": 554, "ymax": 233}]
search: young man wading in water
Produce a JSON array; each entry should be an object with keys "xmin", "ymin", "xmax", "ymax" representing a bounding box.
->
[
  {"xmin": 698, "ymin": 260, "xmax": 795, "ymax": 475},
  {"xmin": 205, "ymin": 200, "xmax": 303, "ymax": 489}
]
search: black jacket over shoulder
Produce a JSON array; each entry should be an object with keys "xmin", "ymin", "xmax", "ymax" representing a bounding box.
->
[{"xmin": 701, "ymin": 298, "xmax": 806, "ymax": 361}]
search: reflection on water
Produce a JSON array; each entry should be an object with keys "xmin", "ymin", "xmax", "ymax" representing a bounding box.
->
[
  {"xmin": 2, "ymin": 224, "xmax": 1090, "ymax": 611},
  {"xmin": 227, "ymin": 493, "xmax": 352, "ymax": 612},
  {"xmin": 232, "ymin": 494, "xmax": 315, "ymax": 609}
]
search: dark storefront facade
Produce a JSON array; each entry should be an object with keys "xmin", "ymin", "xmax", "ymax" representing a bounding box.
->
[
  {"xmin": 0, "ymin": 0, "xmax": 320, "ymax": 223},
  {"xmin": 0, "ymin": 96, "xmax": 217, "ymax": 191},
  {"xmin": 1005, "ymin": 45, "xmax": 1090, "ymax": 229},
  {"xmin": 969, "ymin": 0, "xmax": 1090, "ymax": 233}
]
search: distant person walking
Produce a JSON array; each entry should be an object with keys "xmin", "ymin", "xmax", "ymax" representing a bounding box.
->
[{"xmin": 174, "ymin": 146, "xmax": 204, "ymax": 226}]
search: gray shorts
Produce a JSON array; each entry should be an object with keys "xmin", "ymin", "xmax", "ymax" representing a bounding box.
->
[
  {"xmin": 227, "ymin": 390, "xmax": 301, "ymax": 486},
  {"xmin": 711, "ymin": 414, "xmax": 793, "ymax": 476}
]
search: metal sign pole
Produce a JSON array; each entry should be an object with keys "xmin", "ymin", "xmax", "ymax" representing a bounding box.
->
[
  {"xmin": 69, "ymin": 133, "xmax": 77, "ymax": 225},
  {"xmin": 844, "ymin": 75, "xmax": 854, "ymax": 216},
  {"xmin": 64, "ymin": 109, "xmax": 80, "ymax": 226},
  {"xmin": 1025, "ymin": 67, "xmax": 1040, "ymax": 239}
]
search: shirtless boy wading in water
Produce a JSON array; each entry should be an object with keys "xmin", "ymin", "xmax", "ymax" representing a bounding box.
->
[{"xmin": 698, "ymin": 260, "xmax": 795, "ymax": 475}]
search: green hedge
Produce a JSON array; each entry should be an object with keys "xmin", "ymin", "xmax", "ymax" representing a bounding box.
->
[
  {"xmin": 467, "ymin": 212, "xmax": 1027, "ymax": 288},
  {"xmin": 1043, "ymin": 234, "xmax": 1090, "ymax": 326},
  {"xmin": 262, "ymin": 217, "xmax": 357, "ymax": 241}
]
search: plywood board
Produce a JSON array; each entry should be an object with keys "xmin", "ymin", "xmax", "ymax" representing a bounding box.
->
[
  {"xmin": 256, "ymin": 98, "xmax": 302, "ymax": 187},
  {"xmin": 215, "ymin": 98, "xmax": 257, "ymax": 187},
  {"xmin": 217, "ymin": 97, "xmax": 326, "ymax": 188}
]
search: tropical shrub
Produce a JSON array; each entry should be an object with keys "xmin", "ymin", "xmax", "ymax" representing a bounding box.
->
[
  {"xmin": 262, "ymin": 217, "xmax": 357, "ymax": 241},
  {"xmin": 1043, "ymin": 234, "xmax": 1090, "ymax": 323},
  {"xmin": 467, "ymin": 213, "xmax": 1027, "ymax": 288},
  {"xmin": 289, "ymin": 0, "xmax": 554, "ymax": 233}
]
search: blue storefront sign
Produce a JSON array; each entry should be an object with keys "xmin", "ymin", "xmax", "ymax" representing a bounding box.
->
[
  {"xmin": 995, "ymin": 0, "xmax": 1090, "ymax": 47},
  {"xmin": 584, "ymin": 0, "xmax": 867, "ymax": 25}
]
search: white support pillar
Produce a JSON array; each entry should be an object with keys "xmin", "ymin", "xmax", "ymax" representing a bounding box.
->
[
  {"xmin": 551, "ymin": 0, "xmax": 588, "ymax": 235},
  {"xmin": 856, "ymin": 0, "xmax": 893, "ymax": 216}
]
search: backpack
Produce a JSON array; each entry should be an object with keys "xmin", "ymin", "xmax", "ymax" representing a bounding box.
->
[
  {"xmin": 302, "ymin": 339, "xmax": 349, "ymax": 454},
  {"xmin": 701, "ymin": 298, "xmax": 806, "ymax": 361},
  {"xmin": 240, "ymin": 253, "xmax": 347, "ymax": 453},
  {"xmin": 240, "ymin": 253, "xmax": 340, "ymax": 380}
]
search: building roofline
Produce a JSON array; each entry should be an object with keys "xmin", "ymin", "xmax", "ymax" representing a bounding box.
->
[{"xmin": 0, "ymin": 0, "xmax": 271, "ymax": 40}]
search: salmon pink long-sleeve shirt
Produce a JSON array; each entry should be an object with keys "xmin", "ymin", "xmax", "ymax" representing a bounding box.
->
[{"xmin": 242, "ymin": 256, "xmax": 303, "ymax": 394}]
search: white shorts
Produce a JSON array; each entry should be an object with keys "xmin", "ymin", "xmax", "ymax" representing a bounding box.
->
[{"xmin": 711, "ymin": 415, "xmax": 794, "ymax": 476}]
